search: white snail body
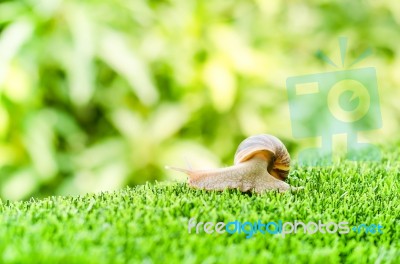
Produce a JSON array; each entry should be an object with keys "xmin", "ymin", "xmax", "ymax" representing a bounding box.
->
[{"xmin": 166, "ymin": 134, "xmax": 299, "ymax": 193}]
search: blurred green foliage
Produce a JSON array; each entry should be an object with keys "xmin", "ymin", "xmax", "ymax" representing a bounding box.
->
[{"xmin": 0, "ymin": 0, "xmax": 399, "ymax": 200}]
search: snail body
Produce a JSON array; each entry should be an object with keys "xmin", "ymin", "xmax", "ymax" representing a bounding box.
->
[{"xmin": 167, "ymin": 134, "xmax": 298, "ymax": 193}]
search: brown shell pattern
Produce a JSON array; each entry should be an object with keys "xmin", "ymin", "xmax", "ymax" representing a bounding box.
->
[{"xmin": 234, "ymin": 134, "xmax": 290, "ymax": 180}]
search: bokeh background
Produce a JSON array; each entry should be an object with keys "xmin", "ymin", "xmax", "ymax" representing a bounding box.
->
[{"xmin": 1, "ymin": 0, "xmax": 399, "ymax": 200}]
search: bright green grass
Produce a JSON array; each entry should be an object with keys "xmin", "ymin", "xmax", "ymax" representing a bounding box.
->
[{"xmin": 0, "ymin": 156, "xmax": 399, "ymax": 263}]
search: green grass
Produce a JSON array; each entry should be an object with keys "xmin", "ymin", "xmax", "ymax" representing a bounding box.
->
[{"xmin": 0, "ymin": 156, "xmax": 399, "ymax": 263}]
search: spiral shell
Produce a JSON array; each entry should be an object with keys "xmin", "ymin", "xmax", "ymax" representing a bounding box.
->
[{"xmin": 234, "ymin": 134, "xmax": 290, "ymax": 181}]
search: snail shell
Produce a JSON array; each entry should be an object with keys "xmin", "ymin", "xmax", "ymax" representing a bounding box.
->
[
  {"xmin": 234, "ymin": 134, "xmax": 290, "ymax": 181},
  {"xmin": 166, "ymin": 134, "xmax": 298, "ymax": 193}
]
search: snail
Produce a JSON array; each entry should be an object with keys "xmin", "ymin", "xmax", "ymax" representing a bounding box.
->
[{"xmin": 166, "ymin": 134, "xmax": 300, "ymax": 193}]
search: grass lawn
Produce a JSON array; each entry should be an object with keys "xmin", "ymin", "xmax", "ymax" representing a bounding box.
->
[{"xmin": 0, "ymin": 152, "xmax": 399, "ymax": 263}]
